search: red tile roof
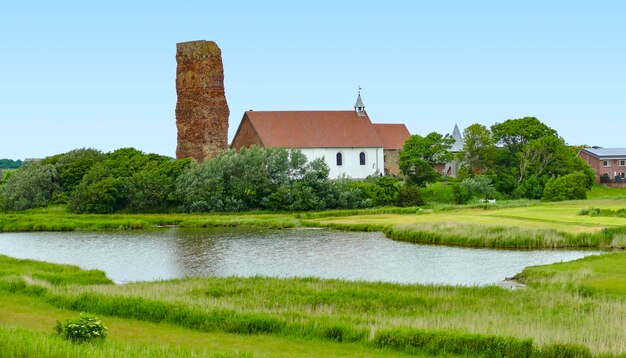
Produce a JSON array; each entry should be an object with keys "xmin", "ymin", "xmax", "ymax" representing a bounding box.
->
[
  {"xmin": 240, "ymin": 111, "xmax": 386, "ymax": 148},
  {"xmin": 373, "ymin": 124, "xmax": 411, "ymax": 150}
]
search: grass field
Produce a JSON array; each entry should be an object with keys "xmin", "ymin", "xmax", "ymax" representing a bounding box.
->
[
  {"xmin": 1, "ymin": 252, "xmax": 625, "ymax": 356},
  {"xmin": 1, "ymin": 187, "xmax": 626, "ymax": 355},
  {"xmin": 2, "ymin": 190, "xmax": 626, "ymax": 248}
]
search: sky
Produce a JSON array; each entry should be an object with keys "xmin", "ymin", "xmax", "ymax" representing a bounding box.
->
[{"xmin": 1, "ymin": 1, "xmax": 625, "ymax": 159}]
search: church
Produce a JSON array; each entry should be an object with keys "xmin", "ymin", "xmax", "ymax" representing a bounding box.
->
[{"xmin": 231, "ymin": 94, "xmax": 410, "ymax": 179}]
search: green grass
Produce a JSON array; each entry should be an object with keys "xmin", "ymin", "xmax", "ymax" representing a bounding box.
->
[
  {"xmin": 517, "ymin": 252, "xmax": 626, "ymax": 297},
  {"xmin": 4, "ymin": 199, "xmax": 626, "ymax": 248},
  {"xmin": 587, "ymin": 185, "xmax": 626, "ymax": 200},
  {"xmin": 2, "ymin": 248, "xmax": 626, "ymax": 355},
  {"xmin": 0, "ymin": 294, "xmax": 415, "ymax": 357},
  {"xmin": 0, "ymin": 254, "xmax": 113, "ymax": 285},
  {"xmin": 2, "ymin": 253, "xmax": 626, "ymax": 356}
]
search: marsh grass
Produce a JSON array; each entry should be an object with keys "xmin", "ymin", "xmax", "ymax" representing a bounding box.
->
[
  {"xmin": 384, "ymin": 223, "xmax": 619, "ymax": 248},
  {"xmin": 0, "ymin": 254, "xmax": 112, "ymax": 285},
  {"xmin": 579, "ymin": 207, "xmax": 626, "ymax": 218},
  {"xmin": 5, "ymin": 273, "xmax": 624, "ymax": 355},
  {"xmin": 2, "ymin": 200, "xmax": 626, "ymax": 250},
  {"xmin": 2, "ymin": 252, "xmax": 626, "ymax": 355},
  {"xmin": 0, "ymin": 326, "xmax": 244, "ymax": 358}
]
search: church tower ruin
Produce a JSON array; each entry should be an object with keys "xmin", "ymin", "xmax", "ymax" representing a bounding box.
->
[{"xmin": 175, "ymin": 40, "xmax": 229, "ymax": 162}]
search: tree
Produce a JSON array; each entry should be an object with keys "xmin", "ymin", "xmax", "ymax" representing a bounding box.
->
[
  {"xmin": 491, "ymin": 117, "xmax": 557, "ymax": 154},
  {"xmin": 0, "ymin": 163, "xmax": 59, "ymax": 211},
  {"xmin": 43, "ymin": 148, "xmax": 105, "ymax": 203},
  {"xmin": 0, "ymin": 159, "xmax": 23, "ymax": 169},
  {"xmin": 458, "ymin": 124, "xmax": 496, "ymax": 175},
  {"xmin": 488, "ymin": 117, "xmax": 570, "ymax": 198},
  {"xmin": 399, "ymin": 132, "xmax": 454, "ymax": 186}
]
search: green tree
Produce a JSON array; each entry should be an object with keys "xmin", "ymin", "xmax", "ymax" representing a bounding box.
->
[
  {"xmin": 491, "ymin": 117, "xmax": 557, "ymax": 154},
  {"xmin": 458, "ymin": 124, "xmax": 496, "ymax": 175},
  {"xmin": 39, "ymin": 148, "xmax": 106, "ymax": 203},
  {"xmin": 0, "ymin": 159, "xmax": 23, "ymax": 169},
  {"xmin": 0, "ymin": 163, "xmax": 59, "ymax": 211},
  {"xmin": 543, "ymin": 172, "xmax": 590, "ymax": 201},
  {"xmin": 399, "ymin": 132, "xmax": 454, "ymax": 186},
  {"xmin": 68, "ymin": 148, "xmax": 179, "ymax": 213},
  {"xmin": 488, "ymin": 117, "xmax": 575, "ymax": 199}
]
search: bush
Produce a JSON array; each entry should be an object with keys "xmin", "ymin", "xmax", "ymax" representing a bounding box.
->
[
  {"xmin": 538, "ymin": 343, "xmax": 592, "ymax": 358},
  {"xmin": 349, "ymin": 176, "xmax": 400, "ymax": 206},
  {"xmin": 421, "ymin": 182, "xmax": 455, "ymax": 204},
  {"xmin": 55, "ymin": 314, "xmax": 108, "ymax": 343},
  {"xmin": 397, "ymin": 185, "xmax": 424, "ymax": 207},
  {"xmin": 452, "ymin": 183, "xmax": 471, "ymax": 204},
  {"xmin": 453, "ymin": 175, "xmax": 496, "ymax": 204},
  {"xmin": 0, "ymin": 163, "xmax": 59, "ymax": 211},
  {"xmin": 373, "ymin": 328, "xmax": 534, "ymax": 357},
  {"xmin": 543, "ymin": 172, "xmax": 590, "ymax": 202}
]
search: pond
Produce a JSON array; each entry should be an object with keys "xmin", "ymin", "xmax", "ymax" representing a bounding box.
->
[{"xmin": 0, "ymin": 228, "xmax": 599, "ymax": 285}]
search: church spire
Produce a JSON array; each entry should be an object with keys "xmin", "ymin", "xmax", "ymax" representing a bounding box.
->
[{"xmin": 354, "ymin": 86, "xmax": 366, "ymax": 116}]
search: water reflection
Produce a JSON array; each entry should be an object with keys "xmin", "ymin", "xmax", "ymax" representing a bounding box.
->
[{"xmin": 0, "ymin": 228, "xmax": 599, "ymax": 285}]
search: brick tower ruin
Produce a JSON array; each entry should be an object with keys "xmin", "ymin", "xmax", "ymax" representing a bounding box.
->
[{"xmin": 175, "ymin": 40, "xmax": 229, "ymax": 162}]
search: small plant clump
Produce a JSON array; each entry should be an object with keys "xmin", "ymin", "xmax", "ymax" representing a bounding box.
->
[{"xmin": 55, "ymin": 314, "xmax": 108, "ymax": 343}]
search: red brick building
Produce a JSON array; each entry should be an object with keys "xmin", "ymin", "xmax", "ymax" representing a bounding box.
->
[{"xmin": 578, "ymin": 147, "xmax": 626, "ymax": 184}]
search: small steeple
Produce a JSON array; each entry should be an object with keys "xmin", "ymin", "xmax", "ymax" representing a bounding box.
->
[{"xmin": 354, "ymin": 86, "xmax": 366, "ymax": 116}]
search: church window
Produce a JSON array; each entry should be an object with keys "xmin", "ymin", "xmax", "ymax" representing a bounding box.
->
[
  {"xmin": 336, "ymin": 152, "xmax": 343, "ymax": 166},
  {"xmin": 359, "ymin": 152, "xmax": 366, "ymax": 165}
]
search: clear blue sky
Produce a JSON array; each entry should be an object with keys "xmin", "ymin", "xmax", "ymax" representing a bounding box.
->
[{"xmin": 1, "ymin": 1, "xmax": 625, "ymax": 159}]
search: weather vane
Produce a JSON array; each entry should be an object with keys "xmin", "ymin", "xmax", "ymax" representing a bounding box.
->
[{"xmin": 358, "ymin": 85, "xmax": 362, "ymax": 95}]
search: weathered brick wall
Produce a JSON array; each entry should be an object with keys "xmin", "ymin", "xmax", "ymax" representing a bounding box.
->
[
  {"xmin": 230, "ymin": 115, "xmax": 263, "ymax": 150},
  {"xmin": 175, "ymin": 40, "xmax": 229, "ymax": 162},
  {"xmin": 383, "ymin": 149, "xmax": 402, "ymax": 177}
]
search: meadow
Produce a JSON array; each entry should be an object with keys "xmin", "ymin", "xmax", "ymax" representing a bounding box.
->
[
  {"xmin": 1, "ymin": 251, "xmax": 625, "ymax": 356},
  {"xmin": 1, "ymin": 186, "xmax": 626, "ymax": 356},
  {"xmin": 2, "ymin": 186, "xmax": 626, "ymax": 249}
]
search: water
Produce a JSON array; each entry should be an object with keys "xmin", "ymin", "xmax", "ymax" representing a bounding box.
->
[{"xmin": 0, "ymin": 228, "xmax": 599, "ymax": 285}]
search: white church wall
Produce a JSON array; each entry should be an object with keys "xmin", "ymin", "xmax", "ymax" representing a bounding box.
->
[{"xmin": 299, "ymin": 147, "xmax": 384, "ymax": 179}]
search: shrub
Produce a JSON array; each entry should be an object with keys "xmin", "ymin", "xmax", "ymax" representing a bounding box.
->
[
  {"xmin": 373, "ymin": 328, "xmax": 534, "ymax": 357},
  {"xmin": 421, "ymin": 181, "xmax": 455, "ymax": 204},
  {"xmin": 349, "ymin": 176, "xmax": 400, "ymax": 206},
  {"xmin": 543, "ymin": 172, "xmax": 590, "ymax": 202},
  {"xmin": 453, "ymin": 175, "xmax": 496, "ymax": 204},
  {"xmin": 452, "ymin": 183, "xmax": 471, "ymax": 204},
  {"xmin": 0, "ymin": 163, "xmax": 59, "ymax": 211},
  {"xmin": 397, "ymin": 184, "xmax": 424, "ymax": 207},
  {"xmin": 55, "ymin": 314, "xmax": 108, "ymax": 343},
  {"xmin": 538, "ymin": 343, "xmax": 592, "ymax": 358}
]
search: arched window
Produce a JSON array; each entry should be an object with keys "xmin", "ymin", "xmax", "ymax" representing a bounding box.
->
[
  {"xmin": 336, "ymin": 152, "xmax": 343, "ymax": 166},
  {"xmin": 359, "ymin": 152, "xmax": 366, "ymax": 166}
]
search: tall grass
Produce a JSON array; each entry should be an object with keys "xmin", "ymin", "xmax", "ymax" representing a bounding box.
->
[
  {"xmin": 6, "ymin": 275, "xmax": 625, "ymax": 355},
  {"xmin": 579, "ymin": 207, "xmax": 626, "ymax": 218},
  {"xmin": 0, "ymin": 326, "xmax": 244, "ymax": 358},
  {"xmin": 2, "ymin": 253, "xmax": 626, "ymax": 355}
]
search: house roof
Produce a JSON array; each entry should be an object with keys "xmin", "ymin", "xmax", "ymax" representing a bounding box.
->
[
  {"xmin": 240, "ymin": 110, "xmax": 386, "ymax": 148},
  {"xmin": 373, "ymin": 124, "xmax": 411, "ymax": 150},
  {"xmin": 580, "ymin": 147, "xmax": 626, "ymax": 158}
]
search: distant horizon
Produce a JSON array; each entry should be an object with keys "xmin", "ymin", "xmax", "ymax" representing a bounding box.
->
[{"xmin": 2, "ymin": 1, "xmax": 625, "ymax": 159}]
